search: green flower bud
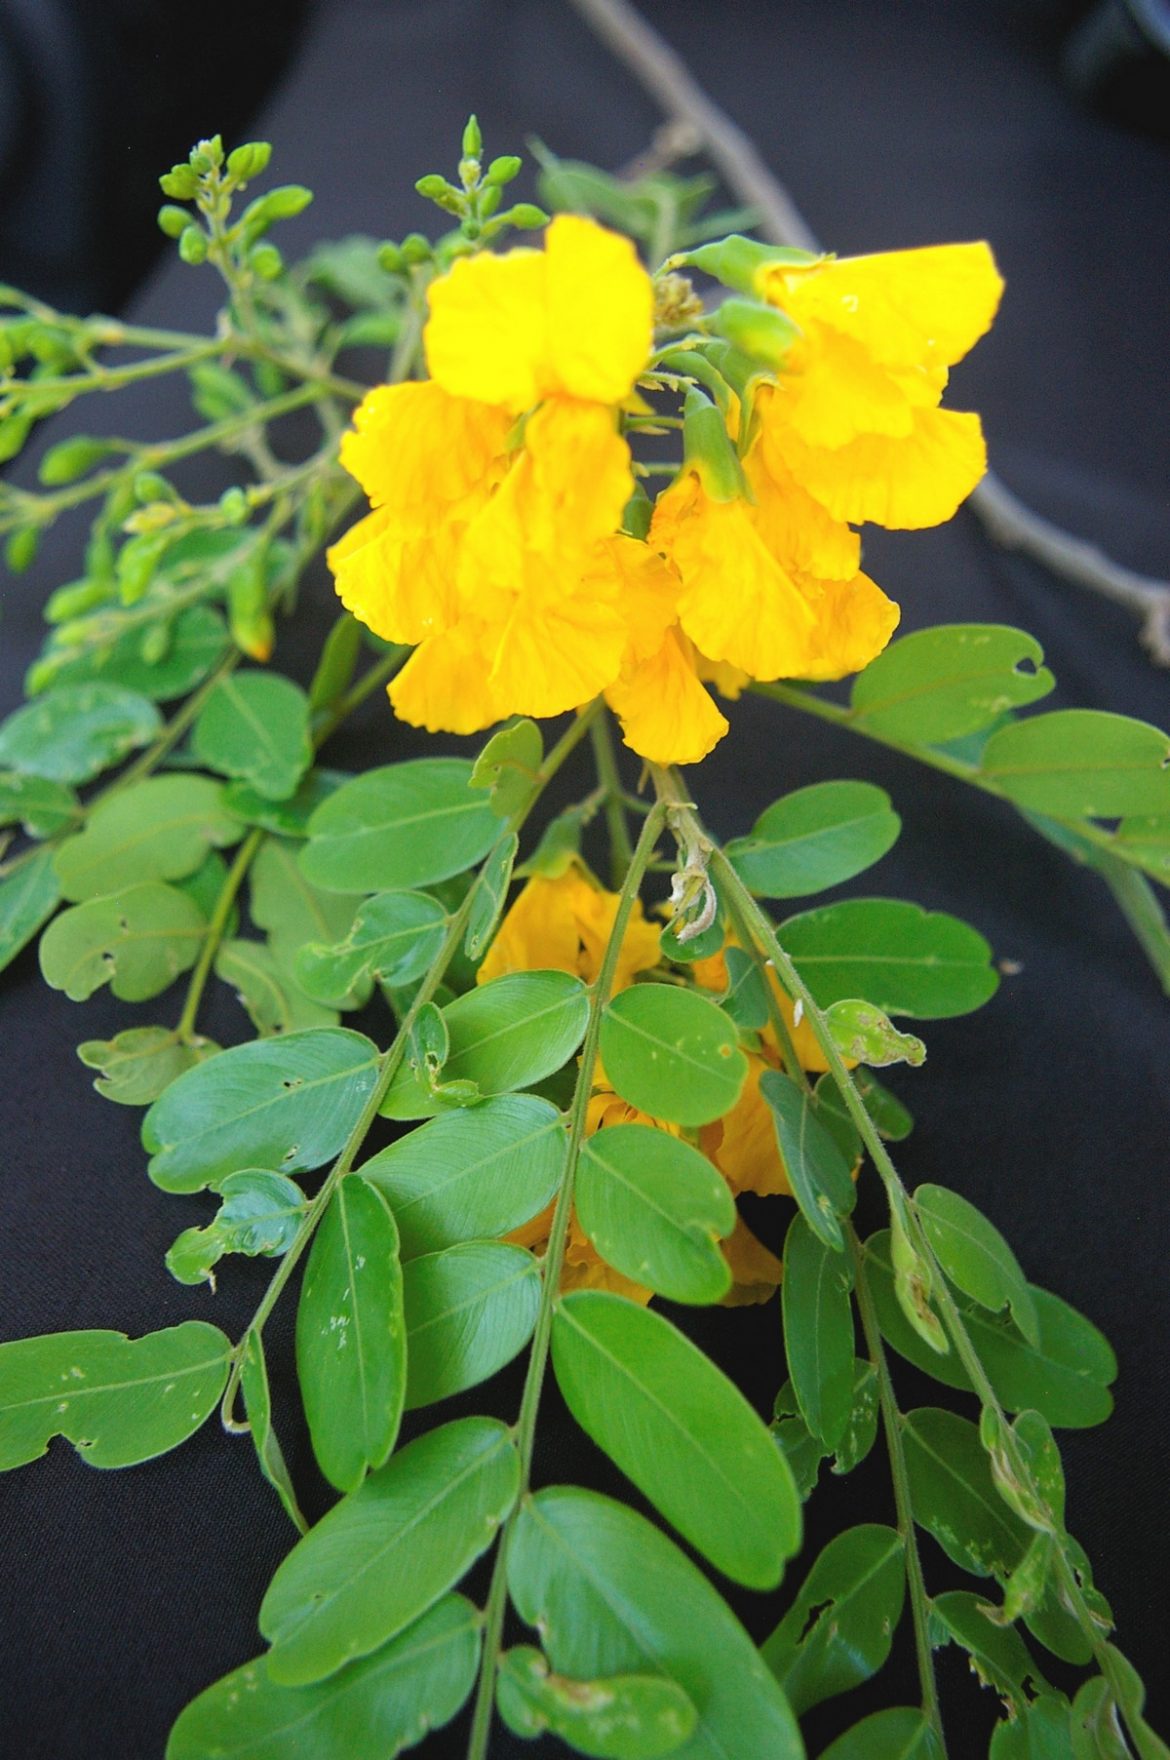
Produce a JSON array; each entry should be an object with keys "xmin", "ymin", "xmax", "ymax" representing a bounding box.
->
[
  {"xmin": 25, "ymin": 657, "xmax": 61, "ymax": 694},
  {"xmin": 45, "ymin": 576, "xmax": 112, "ymax": 622},
  {"xmin": 462, "ymin": 114, "xmax": 483, "ymax": 159},
  {"xmin": 377, "ymin": 242, "xmax": 405, "ymax": 273},
  {"xmin": 156, "ymin": 205, "xmax": 189, "ymax": 239},
  {"xmin": 38, "ymin": 435, "xmax": 113, "ymax": 487},
  {"xmin": 485, "ymin": 155, "xmax": 522, "ymax": 186},
  {"xmin": 0, "ymin": 414, "xmax": 33, "ymax": 464},
  {"xmin": 218, "ymin": 486, "xmax": 249, "ymax": 525},
  {"xmin": 503, "ymin": 203, "xmax": 547, "ymax": 231},
  {"xmin": 4, "ymin": 525, "xmax": 40, "ymax": 573},
  {"xmin": 178, "ymin": 226, "xmax": 208, "ymax": 266},
  {"xmin": 709, "ymin": 297, "xmax": 799, "ymax": 369},
  {"xmin": 191, "ymin": 134, "xmax": 223, "ymax": 170},
  {"xmin": 132, "ymin": 471, "xmax": 171, "ymax": 504},
  {"xmin": 458, "ymin": 156, "xmax": 480, "ymax": 192},
  {"xmin": 478, "ymin": 184, "xmax": 501, "ymax": 219},
  {"xmin": 0, "ymin": 332, "xmax": 12, "ymax": 374},
  {"xmin": 401, "ymin": 232, "xmax": 431, "ymax": 265},
  {"xmin": 251, "ymin": 243, "xmax": 284, "ymax": 281},
  {"xmin": 226, "ymin": 140, "xmax": 272, "ymax": 183},
  {"xmin": 681, "ymin": 387, "xmax": 745, "ymax": 503},
  {"xmin": 670, "ymin": 235, "xmax": 817, "ymax": 294},
  {"xmin": 159, "ymin": 164, "xmax": 199, "ymax": 200},
  {"xmin": 416, "ymin": 174, "xmax": 463, "ymax": 215},
  {"xmin": 117, "ymin": 531, "xmax": 168, "ymax": 605},
  {"xmin": 139, "ymin": 622, "xmax": 171, "ymax": 666}
]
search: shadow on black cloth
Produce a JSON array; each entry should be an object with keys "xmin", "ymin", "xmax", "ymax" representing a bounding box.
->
[{"xmin": 1, "ymin": 2, "xmax": 1167, "ymax": 1755}]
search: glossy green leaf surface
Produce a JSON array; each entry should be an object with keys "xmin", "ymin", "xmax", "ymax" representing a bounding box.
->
[
  {"xmin": 470, "ymin": 718, "xmax": 543, "ymax": 817},
  {"xmin": 761, "ymin": 1524, "xmax": 905, "ymax": 1715},
  {"xmin": 249, "ymin": 835, "xmax": 359, "ymax": 965},
  {"xmin": 53, "ymin": 775, "xmax": 241, "ymax": 902},
  {"xmin": 903, "ymin": 1407, "xmax": 1030, "ymax": 1579},
  {"xmin": 402, "ymin": 1241, "xmax": 540, "ymax": 1408},
  {"xmin": 726, "ymin": 781, "xmax": 900, "ymax": 898},
  {"xmin": 216, "ymin": 938, "xmax": 339, "ymax": 1034},
  {"xmin": 359, "ymin": 1095, "xmax": 565, "ymax": 1257},
  {"xmin": 222, "ymin": 768, "xmax": 348, "ymax": 838},
  {"xmin": 300, "ymin": 758, "xmax": 498, "ymax": 894},
  {"xmin": 0, "ymin": 770, "xmax": 79, "ymax": 837},
  {"xmin": 771, "ymin": 1360, "xmax": 878, "ymax": 1499},
  {"xmin": 776, "ymin": 898, "xmax": 999, "ymax": 1018},
  {"xmin": 599, "ymin": 984, "xmax": 747, "ymax": 1127},
  {"xmin": 848, "ymin": 624, "xmax": 1054, "ymax": 743},
  {"xmin": 782, "ymin": 1213, "xmax": 856, "ymax": 1446},
  {"xmin": 166, "ymin": 1169, "xmax": 305, "ymax": 1286},
  {"xmin": 381, "ymin": 970, "xmax": 588, "ymax": 1120},
  {"xmin": 39, "ymin": 882, "xmax": 206, "ymax": 1002},
  {"xmin": 142, "ymin": 1027, "xmax": 380, "ymax": 1192},
  {"xmin": 760, "ymin": 1069, "xmax": 856, "ymax": 1251},
  {"xmin": 167, "ymin": 1593, "xmax": 480, "ymax": 1760},
  {"xmin": 576, "ymin": 1124, "xmax": 735, "ymax": 1304},
  {"xmin": 508, "ymin": 1487, "xmax": 804, "ymax": 1760},
  {"xmin": 930, "ymin": 1591, "xmax": 1050, "ymax": 1713},
  {"xmin": 464, "ymin": 831, "xmax": 518, "ymax": 960},
  {"xmin": 0, "ymin": 847, "xmax": 61, "ymax": 975},
  {"xmin": 552, "ymin": 1291, "xmax": 800, "ymax": 1587},
  {"xmin": 916, "ymin": 1183, "xmax": 1038, "ymax": 1343},
  {"xmin": 239, "ymin": 1329, "xmax": 307, "ymax": 1535},
  {"xmin": 0, "ymin": 681, "xmax": 161, "ymax": 783},
  {"xmin": 295, "ymin": 889, "xmax": 447, "ymax": 1008},
  {"xmin": 0, "ymin": 1322, "xmax": 230, "ymax": 1470},
  {"xmin": 866, "ymin": 1231, "xmax": 1116, "ymax": 1427},
  {"xmin": 819, "ymin": 1706, "xmax": 942, "ymax": 1760},
  {"xmin": 981, "ymin": 710, "xmax": 1170, "ymax": 818},
  {"xmin": 77, "ymin": 1025, "xmax": 217, "ymax": 1105},
  {"xmin": 260, "ymin": 1416, "xmax": 518, "ymax": 1685},
  {"xmin": 297, "ymin": 1176, "xmax": 405, "ymax": 1492},
  {"xmin": 45, "ymin": 605, "xmax": 229, "ymax": 701},
  {"xmin": 497, "ymin": 1647, "xmax": 697, "ymax": 1759},
  {"xmin": 192, "ymin": 671, "xmax": 313, "ymax": 801}
]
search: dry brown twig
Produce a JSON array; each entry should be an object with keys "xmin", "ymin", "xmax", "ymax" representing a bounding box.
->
[{"xmin": 569, "ymin": 0, "xmax": 1170, "ymax": 665}]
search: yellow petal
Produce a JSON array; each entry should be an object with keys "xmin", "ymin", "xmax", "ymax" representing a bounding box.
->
[
  {"xmin": 339, "ymin": 380, "xmax": 509, "ymax": 514},
  {"xmin": 388, "ymin": 622, "xmax": 507, "ymax": 734},
  {"xmin": 762, "ymin": 242, "xmax": 1004, "ymax": 372},
  {"xmin": 486, "ymin": 583, "xmax": 629, "ymax": 718},
  {"xmin": 653, "ymin": 474, "xmax": 820, "ymax": 680},
  {"xmin": 766, "ymin": 326, "xmax": 944, "ymax": 451},
  {"xmin": 573, "ymin": 883, "xmax": 661, "ymax": 991},
  {"xmin": 701, "ymin": 1054, "xmax": 793, "ymax": 1198},
  {"xmin": 744, "ymin": 421, "xmax": 861, "ymax": 581},
  {"xmin": 477, "ymin": 873, "xmax": 584, "ymax": 985},
  {"xmin": 720, "ymin": 1214, "xmax": 784, "ymax": 1307},
  {"xmin": 328, "ymin": 506, "xmax": 466, "ymax": 645},
  {"xmin": 606, "ymin": 626, "xmax": 729, "ymax": 766},
  {"xmin": 794, "ymin": 571, "xmax": 901, "ymax": 682},
  {"xmin": 692, "ymin": 651, "xmax": 751, "ymax": 701},
  {"xmin": 425, "ymin": 247, "xmax": 548, "ymax": 411},
  {"xmin": 594, "ymin": 535, "xmax": 681, "ymax": 663},
  {"xmin": 424, "ymin": 215, "xmax": 652, "ymax": 411},
  {"xmin": 543, "ymin": 214, "xmax": 655, "ymax": 405},
  {"xmin": 773, "ymin": 405, "xmax": 988, "ymax": 530}
]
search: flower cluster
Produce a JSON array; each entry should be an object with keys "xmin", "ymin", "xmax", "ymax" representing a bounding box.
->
[{"xmin": 331, "ymin": 215, "xmax": 1002, "ymax": 765}]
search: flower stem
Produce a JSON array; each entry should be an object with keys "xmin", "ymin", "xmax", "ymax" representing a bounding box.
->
[
  {"xmin": 464, "ymin": 799, "xmax": 667, "ymax": 1760},
  {"xmin": 175, "ymin": 827, "xmax": 263, "ymax": 1042}
]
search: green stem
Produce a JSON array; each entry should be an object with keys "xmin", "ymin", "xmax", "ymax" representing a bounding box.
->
[
  {"xmin": 175, "ymin": 827, "xmax": 264, "ymax": 1041},
  {"xmin": 220, "ymin": 699, "xmax": 604, "ymax": 1428},
  {"xmin": 0, "ymin": 342, "xmax": 223, "ymax": 409},
  {"xmin": 719, "ymin": 878, "xmax": 808, "ymax": 1091},
  {"xmin": 850, "ymin": 1226, "xmax": 946, "ymax": 1749},
  {"xmin": 465, "ymin": 799, "xmax": 667, "ymax": 1760},
  {"xmin": 590, "ymin": 708, "xmax": 635, "ymax": 884}
]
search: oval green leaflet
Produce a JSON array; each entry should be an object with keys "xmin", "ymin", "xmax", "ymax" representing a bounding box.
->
[
  {"xmin": 0, "ymin": 681, "xmax": 161, "ymax": 784},
  {"xmin": 192, "ymin": 670, "xmax": 313, "ymax": 802},
  {"xmin": 598, "ymin": 984, "xmax": 748, "ymax": 1127},
  {"xmin": 39, "ymin": 882, "xmax": 207, "ymax": 1002},
  {"xmin": 142, "ymin": 1027, "xmax": 381, "ymax": 1192},
  {"xmin": 358, "ymin": 1094, "xmax": 565, "ymax": 1258},
  {"xmin": 402, "ymin": 1241, "xmax": 541, "ymax": 1408},
  {"xmin": 848, "ymin": 624, "xmax": 1055, "ymax": 744},
  {"xmin": 497, "ymin": 1647, "xmax": 698, "ymax": 1759},
  {"xmin": 551, "ymin": 1291, "xmax": 801, "ymax": 1588},
  {"xmin": 575, "ymin": 1123, "xmax": 735, "ymax": 1305},
  {"xmin": 725, "ymin": 780, "xmax": 900, "ymax": 898},
  {"xmin": 259, "ymin": 1416, "xmax": 519, "ymax": 1685},
  {"xmin": 761, "ymin": 1524, "xmax": 905, "ymax": 1716},
  {"xmin": 381, "ymin": 970, "xmax": 588, "ymax": 1120},
  {"xmin": 0, "ymin": 1322, "xmax": 231, "ymax": 1471},
  {"xmin": 167, "ymin": 1593, "xmax": 481, "ymax": 1760},
  {"xmin": 296, "ymin": 1176, "xmax": 406, "ymax": 1492},
  {"xmin": 782, "ymin": 1213, "xmax": 856, "ymax": 1447},
  {"xmin": 300, "ymin": 758, "xmax": 499, "ymax": 894},
  {"xmin": 776, "ymin": 896, "xmax": 999, "ymax": 1018},
  {"xmin": 53, "ymin": 774, "xmax": 242, "ymax": 902},
  {"xmin": 295, "ymin": 888, "xmax": 448, "ymax": 1008},
  {"xmin": 508, "ymin": 1487, "xmax": 804, "ymax": 1760}
]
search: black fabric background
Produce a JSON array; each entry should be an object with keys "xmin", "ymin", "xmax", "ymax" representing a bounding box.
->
[{"xmin": 1, "ymin": 3, "xmax": 1167, "ymax": 1755}]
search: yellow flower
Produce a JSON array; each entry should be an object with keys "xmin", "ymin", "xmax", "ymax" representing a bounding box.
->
[
  {"xmin": 425, "ymin": 213, "xmax": 654, "ymax": 410},
  {"xmin": 477, "ymin": 862, "xmax": 660, "ymax": 992},
  {"xmin": 753, "ymin": 242, "xmax": 1003, "ymax": 528}
]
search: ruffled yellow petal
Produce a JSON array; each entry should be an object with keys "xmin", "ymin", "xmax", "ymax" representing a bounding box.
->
[
  {"xmin": 744, "ymin": 423, "xmax": 861, "ymax": 581},
  {"xmin": 762, "ymin": 327, "xmax": 944, "ymax": 451},
  {"xmin": 478, "ymin": 867, "xmax": 659, "ymax": 991},
  {"xmin": 424, "ymin": 215, "xmax": 653, "ymax": 411},
  {"xmin": 564, "ymin": 1214, "xmax": 653, "ymax": 1304},
  {"xmin": 485, "ymin": 584, "xmax": 629, "ymax": 718},
  {"xmin": 339, "ymin": 380, "xmax": 510, "ymax": 515},
  {"xmin": 595, "ymin": 536, "xmax": 680, "ymax": 662},
  {"xmin": 761, "ymin": 242, "xmax": 1004, "ymax": 372},
  {"xmin": 328, "ymin": 506, "xmax": 468, "ymax": 645},
  {"xmin": 793, "ymin": 570, "xmax": 900, "ymax": 682},
  {"xmin": 720, "ymin": 1214, "xmax": 783, "ymax": 1307},
  {"xmin": 693, "ymin": 651, "xmax": 751, "ymax": 701},
  {"xmin": 606, "ymin": 626, "xmax": 729, "ymax": 766},
  {"xmin": 388, "ymin": 622, "xmax": 507, "ymax": 734},
  {"xmin": 653, "ymin": 473, "xmax": 820, "ymax": 680},
  {"xmin": 773, "ymin": 405, "xmax": 988, "ymax": 530}
]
